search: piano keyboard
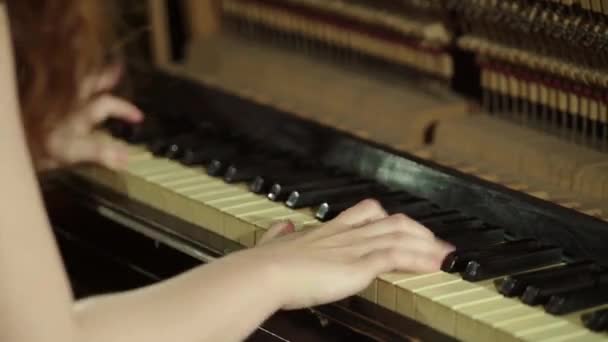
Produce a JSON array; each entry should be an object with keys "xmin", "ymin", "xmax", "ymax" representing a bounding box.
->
[{"xmin": 70, "ymin": 122, "xmax": 608, "ymax": 341}]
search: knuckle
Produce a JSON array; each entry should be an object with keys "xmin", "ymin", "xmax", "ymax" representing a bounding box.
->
[
  {"xmin": 420, "ymin": 226, "xmax": 436, "ymax": 238},
  {"xmin": 95, "ymin": 143, "xmax": 107, "ymax": 160},
  {"xmin": 358, "ymin": 198, "xmax": 383, "ymax": 212},
  {"xmin": 97, "ymin": 94, "xmax": 114, "ymax": 103},
  {"xmin": 388, "ymin": 231, "xmax": 407, "ymax": 243},
  {"xmin": 97, "ymin": 141, "xmax": 115, "ymax": 160},
  {"xmin": 387, "ymin": 248, "xmax": 403, "ymax": 264},
  {"xmin": 390, "ymin": 213, "xmax": 410, "ymax": 226},
  {"xmin": 396, "ymin": 233, "xmax": 413, "ymax": 246},
  {"xmin": 90, "ymin": 95, "xmax": 113, "ymax": 112},
  {"xmin": 410, "ymin": 221, "xmax": 435, "ymax": 238}
]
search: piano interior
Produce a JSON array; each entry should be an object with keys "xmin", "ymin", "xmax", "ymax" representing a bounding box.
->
[{"xmin": 43, "ymin": 0, "xmax": 608, "ymax": 341}]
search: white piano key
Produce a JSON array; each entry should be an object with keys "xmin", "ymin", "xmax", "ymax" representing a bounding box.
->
[{"xmin": 71, "ymin": 143, "xmax": 608, "ymax": 342}]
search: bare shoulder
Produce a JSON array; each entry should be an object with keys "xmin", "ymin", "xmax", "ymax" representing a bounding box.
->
[
  {"xmin": 0, "ymin": 2, "xmax": 12, "ymax": 62},
  {"xmin": 0, "ymin": 1, "xmax": 8, "ymax": 40},
  {"xmin": 0, "ymin": 1, "xmax": 17, "ymax": 95}
]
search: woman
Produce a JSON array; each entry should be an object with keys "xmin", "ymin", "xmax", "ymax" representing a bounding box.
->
[{"xmin": 0, "ymin": 1, "xmax": 452, "ymax": 341}]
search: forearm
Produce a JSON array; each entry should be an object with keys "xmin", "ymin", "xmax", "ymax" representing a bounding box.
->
[{"xmin": 74, "ymin": 252, "xmax": 283, "ymax": 342}]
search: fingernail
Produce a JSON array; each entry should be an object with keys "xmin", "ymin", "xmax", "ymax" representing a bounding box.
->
[
  {"xmin": 132, "ymin": 110, "xmax": 144, "ymax": 122},
  {"xmin": 279, "ymin": 219, "xmax": 294, "ymax": 229},
  {"xmin": 284, "ymin": 222, "xmax": 295, "ymax": 233},
  {"xmin": 437, "ymin": 239, "xmax": 455, "ymax": 251}
]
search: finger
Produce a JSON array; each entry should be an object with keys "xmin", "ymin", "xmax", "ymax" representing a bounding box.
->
[
  {"xmin": 335, "ymin": 199, "xmax": 388, "ymax": 226},
  {"xmin": 358, "ymin": 246, "xmax": 446, "ymax": 275},
  {"xmin": 348, "ymin": 213, "xmax": 436, "ymax": 240},
  {"xmin": 94, "ymin": 62, "xmax": 123, "ymax": 93},
  {"xmin": 318, "ymin": 213, "xmax": 436, "ymax": 248},
  {"xmin": 79, "ymin": 63, "xmax": 123, "ymax": 100},
  {"xmin": 257, "ymin": 220, "xmax": 295, "ymax": 245},
  {"xmin": 64, "ymin": 131, "xmax": 130, "ymax": 169},
  {"xmin": 349, "ymin": 232, "xmax": 453, "ymax": 262},
  {"xmin": 85, "ymin": 95, "xmax": 143, "ymax": 126},
  {"xmin": 313, "ymin": 199, "xmax": 387, "ymax": 239}
]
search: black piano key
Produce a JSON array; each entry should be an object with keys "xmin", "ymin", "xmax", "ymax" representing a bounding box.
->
[
  {"xmin": 288, "ymin": 157, "xmax": 327, "ymax": 170},
  {"xmin": 438, "ymin": 226, "xmax": 505, "ymax": 249},
  {"xmin": 435, "ymin": 217, "xmax": 485, "ymax": 227},
  {"xmin": 268, "ymin": 177, "xmax": 358, "ymax": 201},
  {"xmin": 429, "ymin": 225, "xmax": 473, "ymax": 236},
  {"xmin": 416, "ymin": 210, "xmax": 463, "ymax": 223},
  {"xmin": 385, "ymin": 200, "xmax": 442, "ymax": 217},
  {"xmin": 286, "ymin": 182, "xmax": 384, "ymax": 209},
  {"xmin": 495, "ymin": 261, "xmax": 596, "ymax": 298},
  {"xmin": 266, "ymin": 170, "xmax": 353, "ymax": 195},
  {"xmin": 463, "ymin": 246, "xmax": 563, "ymax": 282},
  {"xmin": 148, "ymin": 138, "xmax": 173, "ymax": 155},
  {"xmin": 373, "ymin": 191, "xmax": 419, "ymax": 204},
  {"xmin": 315, "ymin": 192, "xmax": 421, "ymax": 221},
  {"xmin": 224, "ymin": 159, "xmax": 290, "ymax": 183},
  {"xmin": 207, "ymin": 158, "xmax": 231, "ymax": 177},
  {"xmin": 207, "ymin": 153, "xmax": 277, "ymax": 177},
  {"xmin": 207, "ymin": 141, "xmax": 289, "ymax": 173},
  {"xmin": 250, "ymin": 175, "xmax": 280, "ymax": 194},
  {"xmin": 150, "ymin": 132, "xmax": 202, "ymax": 157},
  {"xmin": 427, "ymin": 218, "xmax": 486, "ymax": 234},
  {"xmin": 181, "ymin": 143, "xmax": 241, "ymax": 166},
  {"xmin": 105, "ymin": 119, "xmax": 142, "ymax": 142},
  {"xmin": 225, "ymin": 165, "xmax": 257, "ymax": 183},
  {"xmin": 105, "ymin": 117, "xmax": 167, "ymax": 144},
  {"xmin": 316, "ymin": 201, "xmax": 352, "ymax": 221},
  {"xmin": 545, "ymin": 282, "xmax": 608, "ymax": 315},
  {"xmin": 441, "ymin": 239, "xmax": 540, "ymax": 273},
  {"xmin": 521, "ymin": 271, "xmax": 608, "ymax": 306},
  {"xmin": 250, "ymin": 170, "xmax": 327, "ymax": 194},
  {"xmin": 170, "ymin": 130, "xmax": 224, "ymax": 157},
  {"xmin": 582, "ymin": 308, "xmax": 608, "ymax": 332}
]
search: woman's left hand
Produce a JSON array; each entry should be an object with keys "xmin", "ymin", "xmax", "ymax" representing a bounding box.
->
[{"xmin": 35, "ymin": 64, "xmax": 143, "ymax": 171}]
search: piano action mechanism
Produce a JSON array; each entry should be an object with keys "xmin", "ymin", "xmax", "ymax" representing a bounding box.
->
[{"xmin": 43, "ymin": 0, "xmax": 608, "ymax": 341}]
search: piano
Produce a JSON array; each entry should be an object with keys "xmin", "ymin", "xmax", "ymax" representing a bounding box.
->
[{"xmin": 42, "ymin": 0, "xmax": 608, "ymax": 341}]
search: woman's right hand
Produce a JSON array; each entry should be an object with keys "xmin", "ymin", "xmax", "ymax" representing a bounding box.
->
[{"xmin": 234, "ymin": 199, "xmax": 454, "ymax": 311}]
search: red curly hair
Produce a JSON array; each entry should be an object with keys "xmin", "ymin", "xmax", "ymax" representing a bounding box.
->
[{"xmin": 5, "ymin": 0, "xmax": 115, "ymax": 154}]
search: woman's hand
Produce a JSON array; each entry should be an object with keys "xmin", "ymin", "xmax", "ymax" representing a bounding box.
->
[
  {"xmin": 35, "ymin": 64, "xmax": 143, "ymax": 171},
  {"xmin": 237, "ymin": 199, "xmax": 454, "ymax": 310}
]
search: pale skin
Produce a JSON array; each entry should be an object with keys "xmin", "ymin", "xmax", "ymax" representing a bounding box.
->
[{"xmin": 0, "ymin": 5, "xmax": 452, "ymax": 342}]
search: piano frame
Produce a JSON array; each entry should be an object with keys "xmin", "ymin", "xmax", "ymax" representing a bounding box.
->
[
  {"xmin": 45, "ymin": 1, "xmax": 608, "ymax": 340},
  {"xmin": 47, "ymin": 64, "xmax": 608, "ymax": 340}
]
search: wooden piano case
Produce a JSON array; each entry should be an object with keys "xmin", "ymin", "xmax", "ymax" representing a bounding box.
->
[{"xmin": 44, "ymin": 1, "xmax": 608, "ymax": 341}]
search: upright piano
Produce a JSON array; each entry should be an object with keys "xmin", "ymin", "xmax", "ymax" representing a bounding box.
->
[{"xmin": 43, "ymin": 0, "xmax": 608, "ymax": 340}]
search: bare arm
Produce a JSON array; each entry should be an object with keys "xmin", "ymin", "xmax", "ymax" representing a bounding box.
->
[
  {"xmin": 0, "ymin": 6, "xmax": 280, "ymax": 341},
  {"xmin": 0, "ymin": 3, "xmax": 76, "ymax": 341}
]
